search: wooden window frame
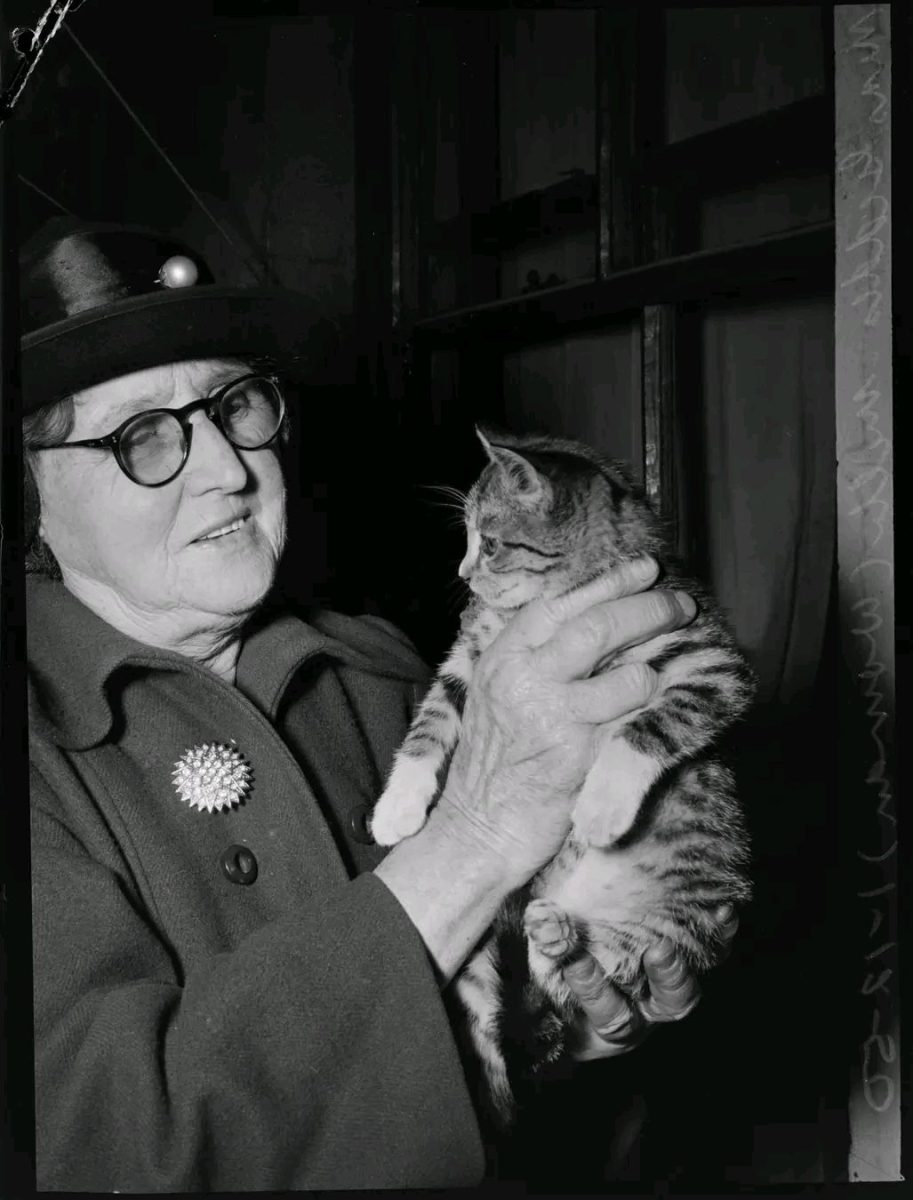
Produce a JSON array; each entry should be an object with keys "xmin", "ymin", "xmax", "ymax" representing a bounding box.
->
[{"xmin": 385, "ymin": 8, "xmax": 835, "ymax": 545}]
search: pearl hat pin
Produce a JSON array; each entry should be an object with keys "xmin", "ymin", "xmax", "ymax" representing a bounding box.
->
[
  {"xmin": 172, "ymin": 741, "xmax": 252, "ymax": 813},
  {"xmin": 20, "ymin": 219, "xmax": 337, "ymax": 415},
  {"xmin": 157, "ymin": 254, "xmax": 199, "ymax": 289}
]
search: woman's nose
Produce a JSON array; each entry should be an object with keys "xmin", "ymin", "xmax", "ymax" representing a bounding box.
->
[{"xmin": 183, "ymin": 410, "xmax": 248, "ymax": 492}]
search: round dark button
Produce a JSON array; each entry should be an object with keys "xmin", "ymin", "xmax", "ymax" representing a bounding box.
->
[
  {"xmin": 348, "ymin": 804, "xmax": 375, "ymax": 845},
  {"xmin": 221, "ymin": 844, "xmax": 258, "ymax": 885}
]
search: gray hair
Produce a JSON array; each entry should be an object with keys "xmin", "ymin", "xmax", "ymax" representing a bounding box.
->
[{"xmin": 23, "ymin": 396, "xmax": 75, "ymax": 578}]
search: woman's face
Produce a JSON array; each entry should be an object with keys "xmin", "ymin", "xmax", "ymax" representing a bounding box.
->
[{"xmin": 33, "ymin": 358, "xmax": 288, "ymax": 649}]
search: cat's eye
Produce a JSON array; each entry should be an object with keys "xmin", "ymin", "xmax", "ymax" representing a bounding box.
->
[{"xmin": 480, "ymin": 535, "xmax": 498, "ymax": 555}]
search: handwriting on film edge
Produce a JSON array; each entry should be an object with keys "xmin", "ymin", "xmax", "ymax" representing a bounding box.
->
[
  {"xmin": 842, "ymin": 370, "xmax": 892, "ymax": 558},
  {"xmin": 850, "ymin": 595, "xmax": 892, "ymax": 811},
  {"xmin": 837, "ymin": 157, "xmax": 888, "ymax": 328},
  {"xmin": 849, "ymin": 8, "xmax": 890, "ymax": 124},
  {"xmin": 839, "ymin": 9, "xmax": 891, "ymax": 329},
  {"xmin": 841, "ymin": 6, "xmax": 897, "ymax": 1120},
  {"xmin": 851, "ymin": 586, "xmax": 897, "ymax": 1114},
  {"xmin": 846, "ymin": 414, "xmax": 896, "ymax": 1120}
]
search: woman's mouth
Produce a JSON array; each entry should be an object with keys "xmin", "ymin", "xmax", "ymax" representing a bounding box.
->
[{"xmin": 195, "ymin": 516, "xmax": 249, "ymax": 543}]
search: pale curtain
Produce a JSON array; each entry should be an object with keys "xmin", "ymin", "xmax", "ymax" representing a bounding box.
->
[{"xmin": 699, "ymin": 293, "xmax": 835, "ymax": 707}]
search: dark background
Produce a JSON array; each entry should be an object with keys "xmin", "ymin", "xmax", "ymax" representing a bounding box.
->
[{"xmin": 3, "ymin": 0, "xmax": 902, "ymax": 1190}]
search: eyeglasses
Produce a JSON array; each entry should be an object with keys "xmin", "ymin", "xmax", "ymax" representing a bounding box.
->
[{"xmin": 37, "ymin": 373, "xmax": 286, "ymax": 487}]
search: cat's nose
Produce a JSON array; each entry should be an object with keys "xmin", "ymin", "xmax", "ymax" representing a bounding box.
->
[{"xmin": 457, "ymin": 552, "xmax": 475, "ymax": 579}]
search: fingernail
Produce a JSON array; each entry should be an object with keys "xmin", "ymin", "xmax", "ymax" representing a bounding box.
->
[
  {"xmin": 674, "ymin": 592, "xmax": 698, "ymax": 621},
  {"xmin": 646, "ymin": 939, "xmax": 676, "ymax": 967},
  {"xmin": 630, "ymin": 556, "xmax": 658, "ymax": 582}
]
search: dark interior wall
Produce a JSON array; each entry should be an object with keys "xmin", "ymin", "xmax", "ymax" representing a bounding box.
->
[{"xmin": 14, "ymin": 3, "xmax": 357, "ymax": 362}]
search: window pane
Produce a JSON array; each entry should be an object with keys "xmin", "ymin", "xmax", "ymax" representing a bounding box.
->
[
  {"xmin": 502, "ymin": 323, "xmax": 642, "ymax": 478},
  {"xmin": 499, "ymin": 11, "xmax": 596, "ymax": 199},
  {"xmin": 699, "ymin": 171, "xmax": 832, "ymax": 250},
  {"xmin": 665, "ymin": 7, "xmax": 826, "ymax": 143}
]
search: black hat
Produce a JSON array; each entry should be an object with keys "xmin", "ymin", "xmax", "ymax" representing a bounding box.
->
[{"xmin": 20, "ymin": 218, "xmax": 339, "ymax": 415}]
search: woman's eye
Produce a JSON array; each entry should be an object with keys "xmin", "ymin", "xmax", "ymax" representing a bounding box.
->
[{"xmin": 480, "ymin": 535, "xmax": 498, "ymax": 555}]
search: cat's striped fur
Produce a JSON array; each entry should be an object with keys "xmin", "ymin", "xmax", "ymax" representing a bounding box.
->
[{"xmin": 370, "ymin": 429, "xmax": 754, "ymax": 1123}]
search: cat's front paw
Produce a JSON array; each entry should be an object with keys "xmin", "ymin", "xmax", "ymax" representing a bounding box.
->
[
  {"xmin": 369, "ymin": 757, "xmax": 440, "ymax": 846},
  {"xmin": 571, "ymin": 801, "xmax": 636, "ymax": 849},
  {"xmin": 524, "ymin": 898, "xmax": 578, "ymax": 961},
  {"xmin": 572, "ymin": 737, "xmax": 662, "ymax": 848}
]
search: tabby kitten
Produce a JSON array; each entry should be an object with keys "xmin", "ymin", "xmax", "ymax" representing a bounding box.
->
[{"xmin": 370, "ymin": 428, "xmax": 754, "ymax": 1123}]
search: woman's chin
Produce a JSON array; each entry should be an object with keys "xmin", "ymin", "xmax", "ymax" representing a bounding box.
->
[
  {"xmin": 189, "ymin": 562, "xmax": 277, "ymax": 619},
  {"xmin": 182, "ymin": 527, "xmax": 283, "ymax": 617}
]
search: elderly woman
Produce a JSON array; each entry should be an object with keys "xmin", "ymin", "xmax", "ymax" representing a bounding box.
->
[{"xmin": 22, "ymin": 218, "xmax": 733, "ymax": 1192}]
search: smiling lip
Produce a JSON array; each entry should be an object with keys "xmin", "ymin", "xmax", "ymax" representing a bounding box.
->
[{"xmin": 194, "ymin": 514, "xmax": 250, "ymax": 543}]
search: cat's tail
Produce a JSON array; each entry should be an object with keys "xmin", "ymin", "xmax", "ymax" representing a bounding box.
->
[{"xmin": 452, "ymin": 936, "xmax": 517, "ymax": 1127}]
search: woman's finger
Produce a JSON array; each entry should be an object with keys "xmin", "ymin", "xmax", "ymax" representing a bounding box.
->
[
  {"xmin": 564, "ymin": 662, "xmax": 659, "ymax": 724},
  {"xmin": 534, "ymin": 589, "xmax": 697, "ymax": 683},
  {"xmin": 562, "ymin": 950, "xmax": 644, "ymax": 1050},
  {"xmin": 639, "ymin": 940, "xmax": 702, "ymax": 1023},
  {"xmin": 714, "ymin": 904, "xmax": 740, "ymax": 963},
  {"xmin": 501, "ymin": 557, "xmax": 660, "ymax": 652}
]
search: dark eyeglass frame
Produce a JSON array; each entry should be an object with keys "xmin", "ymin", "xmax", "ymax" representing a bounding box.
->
[{"xmin": 36, "ymin": 373, "xmax": 286, "ymax": 488}]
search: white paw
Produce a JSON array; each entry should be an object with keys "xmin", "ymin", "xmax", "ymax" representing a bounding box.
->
[
  {"xmin": 524, "ymin": 898, "xmax": 578, "ymax": 960},
  {"xmin": 572, "ymin": 800, "xmax": 638, "ymax": 849},
  {"xmin": 572, "ymin": 737, "xmax": 662, "ymax": 848},
  {"xmin": 369, "ymin": 757, "xmax": 439, "ymax": 846}
]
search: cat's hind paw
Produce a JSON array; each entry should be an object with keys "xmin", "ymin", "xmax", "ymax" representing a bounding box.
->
[
  {"xmin": 369, "ymin": 756, "xmax": 439, "ymax": 846},
  {"xmin": 524, "ymin": 898, "xmax": 578, "ymax": 961}
]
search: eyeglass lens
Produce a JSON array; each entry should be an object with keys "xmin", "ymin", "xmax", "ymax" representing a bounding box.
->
[{"xmin": 120, "ymin": 377, "xmax": 283, "ymax": 485}]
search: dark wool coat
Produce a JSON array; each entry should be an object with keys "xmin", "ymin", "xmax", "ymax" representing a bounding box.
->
[{"xmin": 26, "ymin": 576, "xmax": 485, "ymax": 1191}]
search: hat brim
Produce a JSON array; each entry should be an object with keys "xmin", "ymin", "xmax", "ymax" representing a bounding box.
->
[{"xmin": 21, "ymin": 285, "xmax": 339, "ymax": 415}]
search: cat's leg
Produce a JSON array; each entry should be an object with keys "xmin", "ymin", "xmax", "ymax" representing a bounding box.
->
[
  {"xmin": 370, "ymin": 642, "xmax": 474, "ymax": 845},
  {"xmin": 572, "ymin": 634, "xmax": 754, "ymax": 848},
  {"xmin": 454, "ymin": 937, "xmax": 515, "ymax": 1124},
  {"xmin": 571, "ymin": 732, "xmax": 665, "ymax": 848}
]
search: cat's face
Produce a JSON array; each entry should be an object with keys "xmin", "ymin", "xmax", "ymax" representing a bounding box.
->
[{"xmin": 458, "ymin": 439, "xmax": 626, "ymax": 609}]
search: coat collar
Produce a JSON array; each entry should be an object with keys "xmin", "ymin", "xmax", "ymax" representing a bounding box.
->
[{"xmin": 26, "ymin": 576, "xmax": 428, "ymax": 751}]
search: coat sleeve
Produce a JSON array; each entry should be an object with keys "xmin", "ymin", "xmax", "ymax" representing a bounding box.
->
[{"xmin": 31, "ymin": 782, "xmax": 485, "ymax": 1192}]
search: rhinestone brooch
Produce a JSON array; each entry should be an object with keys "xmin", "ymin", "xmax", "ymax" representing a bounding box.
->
[{"xmin": 172, "ymin": 742, "xmax": 252, "ymax": 813}]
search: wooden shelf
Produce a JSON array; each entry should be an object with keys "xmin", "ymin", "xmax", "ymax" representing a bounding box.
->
[{"xmin": 410, "ymin": 221, "xmax": 834, "ymax": 345}]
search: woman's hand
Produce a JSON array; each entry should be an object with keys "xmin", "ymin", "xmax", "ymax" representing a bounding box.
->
[
  {"xmin": 563, "ymin": 904, "xmax": 740, "ymax": 1059},
  {"xmin": 376, "ymin": 555, "xmax": 698, "ymax": 983},
  {"xmin": 435, "ymin": 556, "xmax": 697, "ymax": 885}
]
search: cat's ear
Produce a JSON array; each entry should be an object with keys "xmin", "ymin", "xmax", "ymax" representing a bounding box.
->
[
  {"xmin": 475, "ymin": 428, "xmax": 549, "ymax": 507},
  {"xmin": 475, "ymin": 426, "xmax": 500, "ymax": 463}
]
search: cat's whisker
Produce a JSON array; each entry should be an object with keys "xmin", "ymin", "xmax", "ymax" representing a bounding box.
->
[
  {"xmin": 441, "ymin": 577, "xmax": 471, "ymax": 615},
  {"xmin": 417, "ymin": 484, "xmax": 469, "ymax": 510},
  {"xmin": 419, "ymin": 482, "xmax": 468, "ymax": 500}
]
